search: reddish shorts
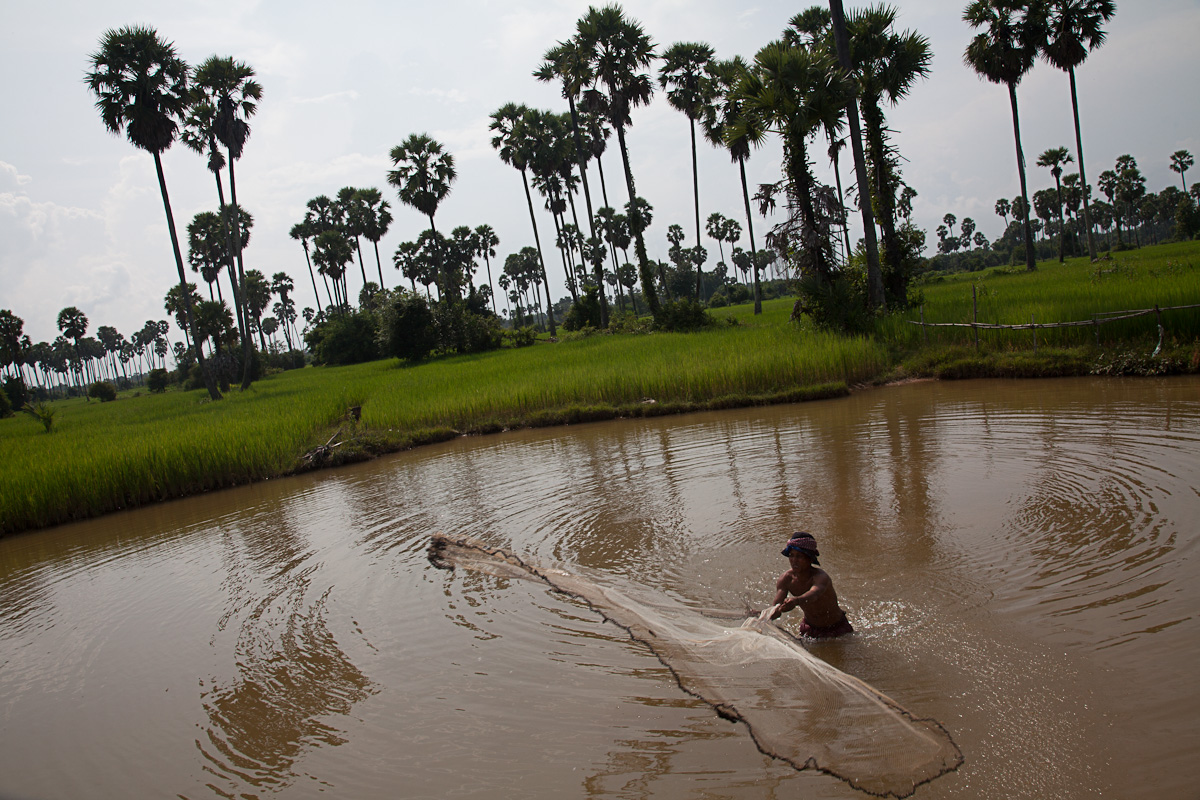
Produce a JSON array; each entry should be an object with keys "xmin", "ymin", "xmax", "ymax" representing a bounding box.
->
[{"xmin": 796, "ymin": 613, "xmax": 854, "ymax": 639}]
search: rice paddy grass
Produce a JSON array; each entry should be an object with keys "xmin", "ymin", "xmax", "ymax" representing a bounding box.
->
[
  {"xmin": 3, "ymin": 240, "xmax": 1197, "ymax": 537},
  {"xmin": 881, "ymin": 241, "xmax": 1200, "ymax": 349}
]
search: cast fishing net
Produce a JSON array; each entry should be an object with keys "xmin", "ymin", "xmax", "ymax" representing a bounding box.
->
[{"xmin": 429, "ymin": 534, "xmax": 961, "ymax": 798}]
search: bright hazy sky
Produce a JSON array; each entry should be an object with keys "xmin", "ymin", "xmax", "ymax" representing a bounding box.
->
[{"xmin": 3, "ymin": 0, "xmax": 1197, "ymax": 344}]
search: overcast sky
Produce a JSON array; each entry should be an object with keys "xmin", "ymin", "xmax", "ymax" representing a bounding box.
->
[{"xmin": 3, "ymin": 0, "xmax": 1197, "ymax": 344}]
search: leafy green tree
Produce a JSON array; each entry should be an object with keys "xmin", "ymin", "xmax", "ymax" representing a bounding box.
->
[
  {"xmin": 964, "ymin": 0, "xmax": 1045, "ymax": 271},
  {"xmin": 1170, "ymin": 150, "xmax": 1193, "ymax": 193},
  {"xmin": 659, "ymin": 41, "xmax": 716, "ymax": 301},
  {"xmin": 86, "ymin": 25, "xmax": 220, "ymax": 399},
  {"xmin": 388, "ymin": 134, "xmax": 457, "ymax": 303},
  {"xmin": 576, "ymin": 4, "xmax": 661, "ymax": 316},
  {"xmin": 1037, "ymin": 146, "xmax": 1073, "ymax": 261},
  {"xmin": 1041, "ymin": 0, "xmax": 1115, "ymax": 260}
]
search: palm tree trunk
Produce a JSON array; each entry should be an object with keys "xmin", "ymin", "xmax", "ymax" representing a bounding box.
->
[
  {"xmin": 551, "ymin": 207, "xmax": 578, "ymax": 303},
  {"xmin": 520, "ymin": 168, "xmax": 556, "ymax": 335},
  {"xmin": 862, "ymin": 100, "xmax": 904, "ymax": 300},
  {"xmin": 690, "ymin": 116, "xmax": 704, "ymax": 302},
  {"xmin": 355, "ymin": 238, "xmax": 368, "ymax": 291},
  {"xmin": 1068, "ymin": 66, "xmax": 1098, "ymax": 261},
  {"xmin": 156, "ymin": 152, "xmax": 221, "ymax": 401},
  {"xmin": 212, "ymin": 171, "xmax": 247, "ymax": 340},
  {"xmin": 1008, "ymin": 84, "xmax": 1037, "ymax": 272},
  {"xmin": 615, "ymin": 123, "xmax": 659, "ymax": 316},
  {"xmin": 738, "ymin": 157, "xmax": 762, "ymax": 315},
  {"xmin": 373, "ymin": 241, "xmax": 386, "ymax": 290},
  {"xmin": 482, "ymin": 253, "xmax": 496, "ymax": 314},
  {"xmin": 1054, "ymin": 174, "xmax": 1065, "ymax": 263},
  {"xmin": 830, "ymin": 147, "xmax": 852, "ymax": 263},
  {"xmin": 301, "ymin": 240, "xmax": 323, "ymax": 314},
  {"xmin": 226, "ymin": 159, "xmax": 255, "ymax": 390}
]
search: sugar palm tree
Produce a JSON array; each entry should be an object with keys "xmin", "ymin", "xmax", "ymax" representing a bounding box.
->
[
  {"xmin": 826, "ymin": 0, "xmax": 884, "ymax": 307},
  {"xmin": 388, "ymin": 134, "xmax": 457, "ymax": 302},
  {"xmin": 474, "ymin": 225, "xmax": 500, "ymax": 314},
  {"xmin": 336, "ymin": 186, "xmax": 371, "ymax": 292},
  {"xmin": 576, "ymin": 4, "xmax": 660, "ymax": 317},
  {"xmin": 1041, "ymin": 0, "xmax": 1115, "ymax": 261},
  {"xmin": 270, "ymin": 272, "xmax": 296, "ymax": 349},
  {"xmin": 1170, "ymin": 150, "xmax": 1193, "ymax": 193},
  {"xmin": 86, "ymin": 25, "xmax": 220, "ymax": 399},
  {"xmin": 490, "ymin": 103, "xmax": 553, "ymax": 316},
  {"xmin": 659, "ymin": 41, "xmax": 716, "ymax": 301},
  {"xmin": 1037, "ymin": 146, "xmax": 1073, "ymax": 261},
  {"xmin": 738, "ymin": 40, "xmax": 853, "ymax": 282},
  {"xmin": 180, "ymin": 98, "xmax": 247, "ymax": 336},
  {"xmin": 290, "ymin": 219, "xmax": 323, "ymax": 315},
  {"xmin": 56, "ymin": 306, "xmax": 88, "ymax": 390},
  {"xmin": 846, "ymin": 5, "xmax": 932, "ymax": 302},
  {"xmin": 536, "ymin": 38, "xmax": 609, "ymax": 325},
  {"xmin": 188, "ymin": 210, "xmax": 228, "ymax": 300},
  {"xmin": 192, "ymin": 55, "xmax": 262, "ymax": 389},
  {"xmin": 964, "ymin": 0, "xmax": 1045, "ymax": 272},
  {"xmin": 357, "ymin": 188, "xmax": 393, "ymax": 289},
  {"xmin": 702, "ymin": 56, "xmax": 765, "ymax": 313},
  {"xmin": 490, "ymin": 104, "xmax": 557, "ymax": 334}
]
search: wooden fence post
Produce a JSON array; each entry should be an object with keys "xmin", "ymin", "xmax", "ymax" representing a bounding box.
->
[
  {"xmin": 973, "ymin": 284, "xmax": 979, "ymax": 353},
  {"xmin": 921, "ymin": 305, "xmax": 927, "ymax": 345},
  {"xmin": 1032, "ymin": 313, "xmax": 1037, "ymax": 353},
  {"xmin": 1153, "ymin": 305, "xmax": 1164, "ymax": 356}
]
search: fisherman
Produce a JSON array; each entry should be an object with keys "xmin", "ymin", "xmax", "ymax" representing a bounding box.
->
[{"xmin": 767, "ymin": 533, "xmax": 853, "ymax": 638}]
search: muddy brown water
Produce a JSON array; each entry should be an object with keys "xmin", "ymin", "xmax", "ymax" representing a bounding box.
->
[{"xmin": 1, "ymin": 377, "xmax": 1197, "ymax": 799}]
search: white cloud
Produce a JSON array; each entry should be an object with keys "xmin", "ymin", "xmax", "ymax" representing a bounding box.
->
[
  {"xmin": 294, "ymin": 89, "xmax": 360, "ymax": 105},
  {"xmin": 1, "ymin": 161, "xmax": 33, "ymax": 189}
]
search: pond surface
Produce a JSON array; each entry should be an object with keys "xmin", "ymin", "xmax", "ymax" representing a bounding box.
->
[{"xmin": 1, "ymin": 377, "xmax": 1197, "ymax": 799}]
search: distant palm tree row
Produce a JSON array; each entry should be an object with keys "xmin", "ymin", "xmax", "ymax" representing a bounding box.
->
[
  {"xmin": 0, "ymin": 307, "xmax": 173, "ymax": 396},
  {"xmin": 932, "ymin": 149, "xmax": 1199, "ymax": 263}
]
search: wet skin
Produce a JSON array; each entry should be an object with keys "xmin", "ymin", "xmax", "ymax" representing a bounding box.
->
[{"xmin": 771, "ymin": 552, "xmax": 846, "ymax": 628}]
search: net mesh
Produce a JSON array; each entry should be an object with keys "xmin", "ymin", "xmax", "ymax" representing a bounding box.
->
[{"xmin": 429, "ymin": 534, "xmax": 962, "ymax": 798}]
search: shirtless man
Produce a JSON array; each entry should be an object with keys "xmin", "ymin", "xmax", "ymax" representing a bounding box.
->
[{"xmin": 767, "ymin": 533, "xmax": 853, "ymax": 639}]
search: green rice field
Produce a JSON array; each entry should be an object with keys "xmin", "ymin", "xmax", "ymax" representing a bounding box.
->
[{"xmin": 3, "ymin": 240, "xmax": 1197, "ymax": 537}]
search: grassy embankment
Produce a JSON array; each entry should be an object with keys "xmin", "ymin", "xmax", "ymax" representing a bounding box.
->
[
  {"xmin": 2, "ymin": 240, "xmax": 1197, "ymax": 537},
  {"xmin": 883, "ymin": 240, "xmax": 1200, "ymax": 378}
]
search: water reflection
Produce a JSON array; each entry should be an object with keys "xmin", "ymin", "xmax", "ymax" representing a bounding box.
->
[
  {"xmin": 199, "ymin": 580, "xmax": 376, "ymax": 793},
  {"xmin": 0, "ymin": 377, "xmax": 1197, "ymax": 799}
]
